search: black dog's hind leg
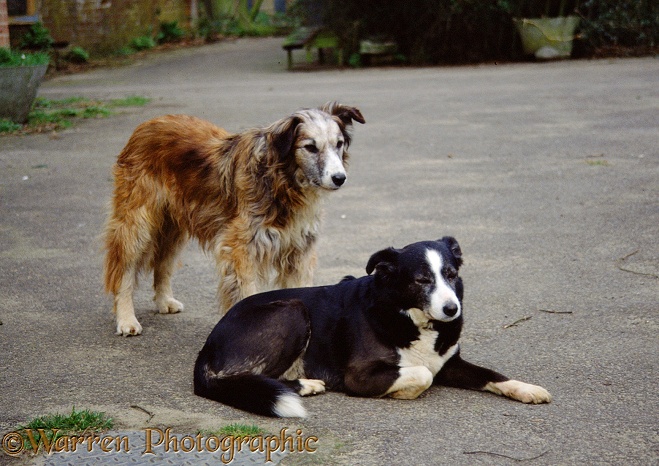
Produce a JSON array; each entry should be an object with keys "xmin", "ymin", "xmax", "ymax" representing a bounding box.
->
[
  {"xmin": 434, "ymin": 352, "xmax": 552, "ymax": 404},
  {"xmin": 194, "ymin": 299, "xmax": 322, "ymax": 417},
  {"xmin": 280, "ymin": 379, "xmax": 326, "ymax": 396}
]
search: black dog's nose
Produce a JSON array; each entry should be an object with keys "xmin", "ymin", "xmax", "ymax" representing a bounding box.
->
[
  {"xmin": 332, "ymin": 174, "xmax": 346, "ymax": 187},
  {"xmin": 443, "ymin": 303, "xmax": 459, "ymax": 317}
]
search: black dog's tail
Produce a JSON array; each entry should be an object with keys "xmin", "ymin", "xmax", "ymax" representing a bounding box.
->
[{"xmin": 194, "ymin": 371, "xmax": 307, "ymax": 418}]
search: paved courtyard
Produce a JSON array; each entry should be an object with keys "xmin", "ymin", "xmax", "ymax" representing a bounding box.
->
[{"xmin": 1, "ymin": 38, "xmax": 657, "ymax": 465}]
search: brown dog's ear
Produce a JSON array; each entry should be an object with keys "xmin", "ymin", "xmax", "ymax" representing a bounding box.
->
[
  {"xmin": 321, "ymin": 102, "xmax": 366, "ymax": 126},
  {"xmin": 271, "ymin": 116, "xmax": 302, "ymax": 157},
  {"xmin": 366, "ymin": 247, "xmax": 399, "ymax": 283}
]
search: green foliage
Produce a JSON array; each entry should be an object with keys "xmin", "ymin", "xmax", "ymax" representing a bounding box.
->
[
  {"xmin": 17, "ymin": 407, "xmax": 113, "ymax": 448},
  {"xmin": 198, "ymin": 0, "xmax": 285, "ymax": 38},
  {"xmin": 201, "ymin": 423, "xmax": 265, "ymax": 437},
  {"xmin": 130, "ymin": 35, "xmax": 157, "ymax": 51},
  {"xmin": 498, "ymin": 0, "xmax": 580, "ymax": 18},
  {"xmin": 578, "ymin": 0, "xmax": 658, "ymax": 49},
  {"xmin": 109, "ymin": 95, "xmax": 151, "ymax": 107},
  {"xmin": 0, "ymin": 48, "xmax": 50, "ymax": 67},
  {"xmin": 348, "ymin": 52, "xmax": 362, "ymax": 68},
  {"xmin": 197, "ymin": 17, "xmax": 223, "ymax": 42},
  {"xmin": 19, "ymin": 22, "xmax": 55, "ymax": 50},
  {"xmin": 0, "ymin": 119, "xmax": 23, "ymax": 133},
  {"xmin": 291, "ymin": 0, "xmax": 656, "ymax": 65},
  {"xmin": 303, "ymin": 0, "xmax": 517, "ymax": 65},
  {"xmin": 1, "ymin": 96, "xmax": 150, "ymax": 135},
  {"xmin": 157, "ymin": 21, "xmax": 186, "ymax": 43},
  {"xmin": 64, "ymin": 46, "xmax": 90, "ymax": 64}
]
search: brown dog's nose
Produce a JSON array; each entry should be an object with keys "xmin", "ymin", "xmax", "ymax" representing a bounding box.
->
[{"xmin": 332, "ymin": 174, "xmax": 346, "ymax": 187}]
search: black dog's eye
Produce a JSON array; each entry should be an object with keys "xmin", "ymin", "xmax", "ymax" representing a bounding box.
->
[
  {"xmin": 445, "ymin": 269, "xmax": 458, "ymax": 280},
  {"xmin": 415, "ymin": 276, "xmax": 433, "ymax": 285},
  {"xmin": 304, "ymin": 144, "xmax": 319, "ymax": 153},
  {"xmin": 337, "ymin": 140, "xmax": 344, "ymax": 150}
]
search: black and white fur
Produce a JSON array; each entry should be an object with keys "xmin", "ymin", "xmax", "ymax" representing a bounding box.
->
[{"xmin": 194, "ymin": 237, "xmax": 552, "ymax": 417}]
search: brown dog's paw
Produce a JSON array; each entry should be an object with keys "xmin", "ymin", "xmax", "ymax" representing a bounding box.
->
[
  {"xmin": 116, "ymin": 317, "xmax": 143, "ymax": 337},
  {"xmin": 156, "ymin": 296, "xmax": 184, "ymax": 314}
]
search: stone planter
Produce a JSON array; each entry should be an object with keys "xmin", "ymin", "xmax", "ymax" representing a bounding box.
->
[
  {"xmin": 0, "ymin": 63, "xmax": 48, "ymax": 123},
  {"xmin": 513, "ymin": 16, "xmax": 580, "ymax": 60}
]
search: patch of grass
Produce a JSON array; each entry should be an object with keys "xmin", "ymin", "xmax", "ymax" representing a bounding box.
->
[
  {"xmin": 586, "ymin": 159, "xmax": 610, "ymax": 166},
  {"xmin": 16, "ymin": 407, "xmax": 113, "ymax": 450},
  {"xmin": 0, "ymin": 48, "xmax": 50, "ymax": 67},
  {"xmin": 109, "ymin": 95, "xmax": 151, "ymax": 107},
  {"xmin": 1, "ymin": 95, "xmax": 150, "ymax": 135},
  {"xmin": 28, "ymin": 109, "xmax": 76, "ymax": 126},
  {"xmin": 82, "ymin": 106, "xmax": 112, "ymax": 118},
  {"xmin": 0, "ymin": 119, "xmax": 23, "ymax": 132},
  {"xmin": 201, "ymin": 423, "xmax": 265, "ymax": 438}
]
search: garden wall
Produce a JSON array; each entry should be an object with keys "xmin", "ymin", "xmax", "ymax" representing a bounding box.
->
[{"xmin": 40, "ymin": 0, "xmax": 192, "ymax": 55}]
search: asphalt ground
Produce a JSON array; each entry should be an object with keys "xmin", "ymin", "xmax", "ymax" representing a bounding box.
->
[{"xmin": 1, "ymin": 38, "xmax": 657, "ymax": 465}]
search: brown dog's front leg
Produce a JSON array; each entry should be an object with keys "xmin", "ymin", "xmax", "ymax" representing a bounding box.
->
[{"xmin": 215, "ymin": 234, "xmax": 258, "ymax": 314}]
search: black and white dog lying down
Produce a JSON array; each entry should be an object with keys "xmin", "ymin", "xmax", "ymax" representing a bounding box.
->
[{"xmin": 194, "ymin": 237, "xmax": 552, "ymax": 417}]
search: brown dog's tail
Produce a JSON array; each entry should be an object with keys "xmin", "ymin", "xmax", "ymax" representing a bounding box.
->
[{"xmin": 103, "ymin": 211, "xmax": 126, "ymax": 296}]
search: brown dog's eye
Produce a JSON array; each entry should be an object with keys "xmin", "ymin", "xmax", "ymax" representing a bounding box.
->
[
  {"xmin": 304, "ymin": 144, "xmax": 319, "ymax": 153},
  {"xmin": 337, "ymin": 140, "xmax": 344, "ymax": 150}
]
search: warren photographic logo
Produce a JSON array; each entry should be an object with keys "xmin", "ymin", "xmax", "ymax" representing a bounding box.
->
[{"xmin": 2, "ymin": 427, "xmax": 318, "ymax": 463}]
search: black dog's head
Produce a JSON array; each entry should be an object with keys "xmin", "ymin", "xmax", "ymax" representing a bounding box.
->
[{"xmin": 366, "ymin": 237, "xmax": 464, "ymax": 322}]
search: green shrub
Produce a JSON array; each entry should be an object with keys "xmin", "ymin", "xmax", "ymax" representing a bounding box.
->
[
  {"xmin": 157, "ymin": 21, "xmax": 186, "ymax": 43},
  {"xmin": 64, "ymin": 46, "xmax": 90, "ymax": 64},
  {"xmin": 578, "ymin": 0, "xmax": 658, "ymax": 49},
  {"xmin": 0, "ymin": 119, "xmax": 23, "ymax": 133},
  {"xmin": 130, "ymin": 36, "xmax": 157, "ymax": 51},
  {"xmin": 299, "ymin": 0, "xmax": 516, "ymax": 65},
  {"xmin": 291, "ymin": 0, "xmax": 656, "ymax": 65},
  {"xmin": 498, "ymin": 0, "xmax": 580, "ymax": 18},
  {"xmin": 197, "ymin": 17, "xmax": 224, "ymax": 42},
  {"xmin": 19, "ymin": 22, "xmax": 55, "ymax": 50}
]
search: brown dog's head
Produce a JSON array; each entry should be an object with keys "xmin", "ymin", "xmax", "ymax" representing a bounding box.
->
[{"xmin": 270, "ymin": 102, "xmax": 365, "ymax": 191}]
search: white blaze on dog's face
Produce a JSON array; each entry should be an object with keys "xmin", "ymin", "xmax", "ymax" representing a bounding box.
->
[
  {"xmin": 366, "ymin": 238, "xmax": 463, "ymax": 323},
  {"xmin": 295, "ymin": 110, "xmax": 348, "ymax": 190},
  {"xmin": 424, "ymin": 248, "xmax": 462, "ymax": 321}
]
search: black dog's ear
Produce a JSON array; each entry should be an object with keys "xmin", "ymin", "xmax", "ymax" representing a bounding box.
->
[
  {"xmin": 272, "ymin": 116, "xmax": 302, "ymax": 157},
  {"xmin": 321, "ymin": 102, "xmax": 366, "ymax": 126},
  {"xmin": 440, "ymin": 236, "xmax": 463, "ymax": 267},
  {"xmin": 366, "ymin": 247, "xmax": 399, "ymax": 282}
]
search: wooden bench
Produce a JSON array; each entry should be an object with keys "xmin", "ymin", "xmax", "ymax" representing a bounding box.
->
[{"xmin": 282, "ymin": 27, "xmax": 343, "ymax": 69}]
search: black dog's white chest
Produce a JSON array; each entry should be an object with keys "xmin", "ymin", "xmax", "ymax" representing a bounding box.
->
[{"xmin": 397, "ymin": 309, "xmax": 459, "ymax": 376}]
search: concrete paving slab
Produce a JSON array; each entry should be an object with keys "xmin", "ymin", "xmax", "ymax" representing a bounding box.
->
[{"xmin": 1, "ymin": 38, "xmax": 657, "ymax": 465}]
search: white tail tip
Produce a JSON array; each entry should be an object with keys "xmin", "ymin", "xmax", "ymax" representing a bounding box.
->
[{"xmin": 273, "ymin": 393, "xmax": 307, "ymax": 418}]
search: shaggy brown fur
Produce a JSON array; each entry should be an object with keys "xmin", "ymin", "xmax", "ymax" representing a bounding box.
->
[{"xmin": 104, "ymin": 103, "xmax": 364, "ymax": 336}]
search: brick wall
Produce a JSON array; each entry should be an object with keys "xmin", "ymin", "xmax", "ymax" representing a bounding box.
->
[
  {"xmin": 0, "ymin": 0, "xmax": 9, "ymax": 48},
  {"xmin": 40, "ymin": 0, "xmax": 191, "ymax": 55}
]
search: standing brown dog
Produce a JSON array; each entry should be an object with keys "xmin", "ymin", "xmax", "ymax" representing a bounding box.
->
[{"xmin": 104, "ymin": 103, "xmax": 365, "ymax": 336}]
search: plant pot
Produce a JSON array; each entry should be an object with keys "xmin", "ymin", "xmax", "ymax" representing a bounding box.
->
[
  {"xmin": 0, "ymin": 64, "xmax": 48, "ymax": 123},
  {"xmin": 513, "ymin": 16, "xmax": 580, "ymax": 60}
]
